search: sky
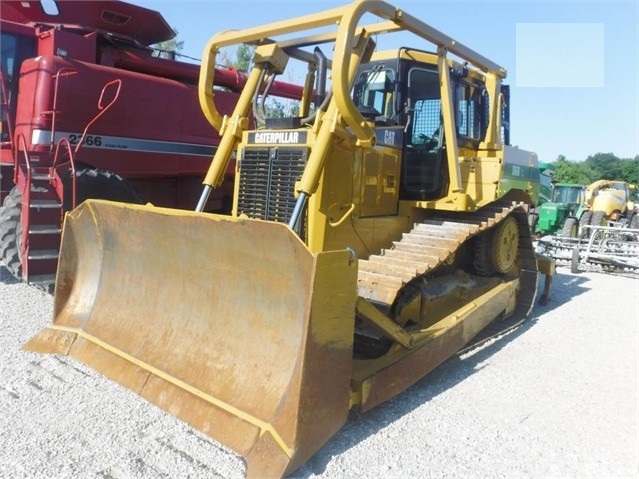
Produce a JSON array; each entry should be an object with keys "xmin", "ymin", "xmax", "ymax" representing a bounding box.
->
[{"xmin": 131, "ymin": 0, "xmax": 638, "ymax": 164}]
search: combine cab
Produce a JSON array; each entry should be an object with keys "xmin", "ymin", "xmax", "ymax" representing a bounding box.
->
[{"xmin": 26, "ymin": 1, "xmax": 554, "ymax": 477}]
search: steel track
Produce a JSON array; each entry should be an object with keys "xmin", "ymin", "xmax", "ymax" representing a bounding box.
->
[{"xmin": 356, "ymin": 201, "xmax": 539, "ymax": 353}]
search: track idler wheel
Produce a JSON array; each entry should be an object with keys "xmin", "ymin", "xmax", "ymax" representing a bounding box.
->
[{"xmin": 473, "ymin": 216, "xmax": 519, "ymax": 275}]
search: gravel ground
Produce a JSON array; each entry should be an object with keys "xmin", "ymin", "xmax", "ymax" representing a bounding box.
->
[{"xmin": 1, "ymin": 261, "xmax": 638, "ymax": 479}]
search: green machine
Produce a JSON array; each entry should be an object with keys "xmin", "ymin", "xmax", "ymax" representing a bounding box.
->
[
  {"xmin": 538, "ymin": 162, "xmax": 555, "ymax": 205},
  {"xmin": 536, "ymin": 183, "xmax": 587, "ymax": 237},
  {"xmin": 527, "ymin": 161, "xmax": 554, "ymax": 233}
]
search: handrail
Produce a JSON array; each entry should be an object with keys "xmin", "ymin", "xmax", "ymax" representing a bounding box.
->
[
  {"xmin": 15, "ymin": 133, "xmax": 32, "ymax": 277},
  {"xmin": 328, "ymin": 203, "xmax": 355, "ymax": 227},
  {"xmin": 49, "ymin": 68, "xmax": 78, "ymax": 151},
  {"xmin": 198, "ymin": 5, "xmax": 345, "ymax": 132},
  {"xmin": 16, "ymin": 133, "xmax": 31, "ymax": 186},
  {"xmin": 52, "ymin": 137, "xmax": 76, "ymax": 208},
  {"xmin": 331, "ymin": 1, "xmax": 397, "ymax": 147},
  {"xmin": 74, "ymin": 79, "xmax": 122, "ymax": 155}
]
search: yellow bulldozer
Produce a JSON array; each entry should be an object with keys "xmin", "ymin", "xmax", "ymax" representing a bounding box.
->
[{"xmin": 25, "ymin": 1, "xmax": 554, "ymax": 477}]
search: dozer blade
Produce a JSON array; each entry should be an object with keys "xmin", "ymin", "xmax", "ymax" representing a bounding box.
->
[{"xmin": 24, "ymin": 199, "xmax": 359, "ymax": 478}]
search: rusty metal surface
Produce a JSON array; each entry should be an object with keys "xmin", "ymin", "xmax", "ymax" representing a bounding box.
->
[{"xmin": 24, "ymin": 199, "xmax": 359, "ymax": 477}]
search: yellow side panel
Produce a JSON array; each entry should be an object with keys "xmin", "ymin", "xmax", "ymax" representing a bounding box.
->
[{"xmin": 360, "ymin": 147, "xmax": 400, "ymax": 217}]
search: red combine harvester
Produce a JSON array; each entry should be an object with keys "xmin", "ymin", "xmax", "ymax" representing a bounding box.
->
[{"xmin": 0, "ymin": 0, "xmax": 302, "ymax": 291}]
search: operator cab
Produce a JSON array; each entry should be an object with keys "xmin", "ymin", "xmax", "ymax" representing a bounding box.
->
[
  {"xmin": 552, "ymin": 184, "xmax": 585, "ymax": 204},
  {"xmin": 352, "ymin": 48, "xmax": 492, "ymax": 202},
  {"xmin": 0, "ymin": 27, "xmax": 36, "ymax": 145}
]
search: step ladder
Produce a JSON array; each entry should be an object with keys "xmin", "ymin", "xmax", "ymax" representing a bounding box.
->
[{"xmin": 21, "ymin": 166, "xmax": 63, "ymax": 291}]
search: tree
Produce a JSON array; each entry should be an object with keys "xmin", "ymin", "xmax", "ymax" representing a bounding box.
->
[
  {"xmin": 584, "ymin": 152, "xmax": 621, "ymax": 180},
  {"xmin": 550, "ymin": 153, "xmax": 638, "ymax": 186},
  {"xmin": 151, "ymin": 28, "xmax": 184, "ymax": 59},
  {"xmin": 551, "ymin": 156, "xmax": 591, "ymax": 184},
  {"xmin": 619, "ymin": 156, "xmax": 639, "ymax": 184},
  {"xmin": 219, "ymin": 44, "xmax": 255, "ymax": 72},
  {"xmin": 235, "ymin": 44, "xmax": 255, "ymax": 72}
]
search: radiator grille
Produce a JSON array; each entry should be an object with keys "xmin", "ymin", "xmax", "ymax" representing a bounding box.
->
[{"xmin": 237, "ymin": 147, "xmax": 308, "ymax": 223}]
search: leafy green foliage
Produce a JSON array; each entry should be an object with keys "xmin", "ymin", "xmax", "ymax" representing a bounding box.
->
[
  {"xmin": 219, "ymin": 44, "xmax": 256, "ymax": 72},
  {"xmin": 550, "ymin": 153, "xmax": 638, "ymax": 186},
  {"xmin": 235, "ymin": 44, "xmax": 255, "ymax": 72},
  {"xmin": 151, "ymin": 27, "xmax": 184, "ymax": 58}
]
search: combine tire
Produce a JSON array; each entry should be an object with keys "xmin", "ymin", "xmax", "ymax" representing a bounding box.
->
[
  {"xmin": 631, "ymin": 214, "xmax": 639, "ymax": 229},
  {"xmin": 0, "ymin": 187, "xmax": 23, "ymax": 280},
  {"xmin": 562, "ymin": 217, "xmax": 578, "ymax": 237},
  {"xmin": 63, "ymin": 168, "xmax": 144, "ymax": 210}
]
